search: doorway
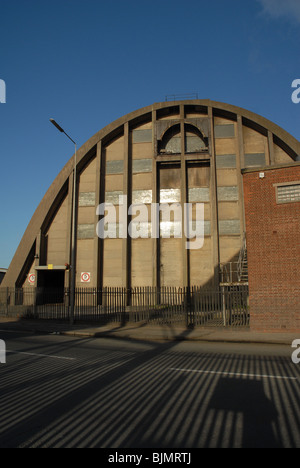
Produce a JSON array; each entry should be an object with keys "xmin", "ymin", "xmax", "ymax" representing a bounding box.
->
[{"xmin": 37, "ymin": 270, "xmax": 65, "ymax": 304}]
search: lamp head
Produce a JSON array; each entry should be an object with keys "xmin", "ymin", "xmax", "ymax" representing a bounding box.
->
[{"xmin": 50, "ymin": 118, "xmax": 64, "ymax": 133}]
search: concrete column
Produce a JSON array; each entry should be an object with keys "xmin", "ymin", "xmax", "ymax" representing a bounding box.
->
[
  {"xmin": 236, "ymin": 116, "xmax": 246, "ymax": 237},
  {"xmin": 152, "ymin": 110, "xmax": 158, "ymax": 287},
  {"xmin": 35, "ymin": 231, "xmax": 41, "ymax": 268},
  {"xmin": 94, "ymin": 141, "xmax": 102, "ymax": 288},
  {"xmin": 237, "ymin": 115, "xmax": 245, "ymax": 169},
  {"xmin": 180, "ymin": 105, "xmax": 189, "ymax": 287},
  {"xmin": 122, "ymin": 122, "xmax": 131, "ymax": 294},
  {"xmin": 34, "ymin": 231, "xmax": 41, "ymax": 288},
  {"xmin": 208, "ymin": 106, "xmax": 220, "ymax": 286}
]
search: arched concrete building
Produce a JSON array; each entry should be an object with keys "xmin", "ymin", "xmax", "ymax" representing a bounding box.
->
[{"xmin": 3, "ymin": 100, "xmax": 300, "ymax": 292}]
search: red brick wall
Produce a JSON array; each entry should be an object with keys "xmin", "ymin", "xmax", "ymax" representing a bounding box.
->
[{"xmin": 243, "ymin": 165, "xmax": 300, "ymax": 331}]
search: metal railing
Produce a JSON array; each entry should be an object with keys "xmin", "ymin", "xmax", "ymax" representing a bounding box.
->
[
  {"xmin": 0, "ymin": 285, "xmax": 249, "ymax": 328},
  {"xmin": 165, "ymin": 93, "xmax": 199, "ymax": 101},
  {"xmin": 220, "ymin": 262, "xmax": 240, "ymax": 284},
  {"xmin": 237, "ymin": 233, "xmax": 248, "ymax": 282},
  {"xmin": 220, "ymin": 240, "xmax": 248, "ymax": 285}
]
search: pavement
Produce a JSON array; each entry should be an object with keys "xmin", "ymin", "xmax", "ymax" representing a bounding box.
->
[{"xmin": 0, "ymin": 316, "xmax": 299, "ymax": 345}]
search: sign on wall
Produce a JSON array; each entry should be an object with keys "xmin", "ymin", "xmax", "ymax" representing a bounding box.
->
[
  {"xmin": 28, "ymin": 273, "xmax": 36, "ymax": 285},
  {"xmin": 81, "ymin": 272, "xmax": 91, "ymax": 283}
]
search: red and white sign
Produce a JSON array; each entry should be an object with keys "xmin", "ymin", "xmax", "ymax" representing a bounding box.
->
[
  {"xmin": 28, "ymin": 273, "xmax": 36, "ymax": 285},
  {"xmin": 81, "ymin": 272, "xmax": 91, "ymax": 283}
]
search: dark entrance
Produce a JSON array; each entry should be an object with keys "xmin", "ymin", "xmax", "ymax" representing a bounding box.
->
[{"xmin": 37, "ymin": 270, "xmax": 65, "ymax": 304}]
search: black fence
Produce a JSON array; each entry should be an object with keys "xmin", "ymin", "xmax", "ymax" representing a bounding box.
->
[{"xmin": 0, "ymin": 285, "xmax": 249, "ymax": 328}]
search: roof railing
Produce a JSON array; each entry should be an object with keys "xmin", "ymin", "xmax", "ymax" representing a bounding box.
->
[{"xmin": 165, "ymin": 93, "xmax": 199, "ymax": 102}]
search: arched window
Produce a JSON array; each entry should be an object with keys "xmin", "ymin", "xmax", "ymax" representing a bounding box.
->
[
  {"xmin": 158, "ymin": 123, "xmax": 208, "ymax": 155},
  {"xmin": 158, "ymin": 124, "xmax": 181, "ymax": 154},
  {"xmin": 185, "ymin": 124, "xmax": 207, "ymax": 153}
]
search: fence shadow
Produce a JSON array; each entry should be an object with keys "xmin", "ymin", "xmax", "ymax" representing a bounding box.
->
[{"xmin": 0, "ymin": 330, "xmax": 298, "ymax": 448}]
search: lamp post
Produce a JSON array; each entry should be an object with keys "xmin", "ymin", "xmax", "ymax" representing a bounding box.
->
[{"xmin": 50, "ymin": 118, "xmax": 77, "ymax": 325}]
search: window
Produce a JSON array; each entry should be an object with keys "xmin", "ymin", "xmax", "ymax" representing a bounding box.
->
[
  {"xmin": 216, "ymin": 154, "xmax": 236, "ymax": 168},
  {"xmin": 214, "ymin": 124, "xmax": 235, "ymax": 138},
  {"xmin": 244, "ymin": 153, "xmax": 266, "ymax": 167},
  {"xmin": 185, "ymin": 124, "xmax": 207, "ymax": 153},
  {"xmin": 158, "ymin": 124, "xmax": 181, "ymax": 154},
  {"xmin": 158, "ymin": 123, "xmax": 208, "ymax": 155},
  {"xmin": 275, "ymin": 182, "xmax": 300, "ymax": 204},
  {"xmin": 132, "ymin": 129, "xmax": 152, "ymax": 143}
]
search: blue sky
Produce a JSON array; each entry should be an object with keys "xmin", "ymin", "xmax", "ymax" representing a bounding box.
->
[{"xmin": 0, "ymin": 0, "xmax": 300, "ymax": 268}]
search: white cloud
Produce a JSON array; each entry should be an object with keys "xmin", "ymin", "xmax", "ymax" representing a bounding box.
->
[{"xmin": 258, "ymin": 0, "xmax": 300, "ymax": 24}]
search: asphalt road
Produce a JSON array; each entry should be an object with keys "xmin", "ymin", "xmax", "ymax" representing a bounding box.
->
[{"xmin": 0, "ymin": 330, "xmax": 299, "ymax": 448}]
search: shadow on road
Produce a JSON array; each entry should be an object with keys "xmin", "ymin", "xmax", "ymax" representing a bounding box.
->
[{"xmin": 0, "ymin": 321, "xmax": 299, "ymax": 448}]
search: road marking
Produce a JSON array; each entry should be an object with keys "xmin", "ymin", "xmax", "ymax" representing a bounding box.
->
[
  {"xmin": 169, "ymin": 367, "xmax": 298, "ymax": 381},
  {"xmin": 6, "ymin": 350, "xmax": 76, "ymax": 361}
]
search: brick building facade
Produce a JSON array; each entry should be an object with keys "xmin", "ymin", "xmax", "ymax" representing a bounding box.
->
[{"xmin": 243, "ymin": 163, "xmax": 300, "ymax": 331}]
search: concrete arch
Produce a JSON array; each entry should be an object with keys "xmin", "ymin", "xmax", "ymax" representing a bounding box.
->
[{"xmin": 159, "ymin": 121, "xmax": 208, "ymax": 141}]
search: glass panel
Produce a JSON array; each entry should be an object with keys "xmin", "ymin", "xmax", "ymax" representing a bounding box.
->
[
  {"xmin": 159, "ymin": 124, "xmax": 181, "ymax": 154},
  {"xmin": 105, "ymin": 191, "xmax": 124, "ymax": 205},
  {"xmin": 185, "ymin": 135, "xmax": 206, "ymax": 153},
  {"xmin": 132, "ymin": 129, "xmax": 152, "ymax": 143},
  {"xmin": 160, "ymin": 221, "xmax": 182, "ymax": 238},
  {"xmin": 277, "ymin": 184, "xmax": 300, "ymax": 203},
  {"xmin": 160, "ymin": 188, "xmax": 181, "ymax": 204},
  {"xmin": 79, "ymin": 192, "xmax": 96, "ymax": 207},
  {"xmin": 217, "ymin": 186, "xmax": 239, "ymax": 201},
  {"xmin": 132, "ymin": 190, "xmax": 152, "ymax": 204},
  {"xmin": 188, "ymin": 187, "xmax": 210, "ymax": 203},
  {"xmin": 191, "ymin": 220, "xmax": 211, "ymax": 236},
  {"xmin": 219, "ymin": 220, "xmax": 240, "ymax": 235},
  {"xmin": 165, "ymin": 136, "xmax": 181, "ymax": 154},
  {"xmin": 216, "ymin": 154, "xmax": 237, "ymax": 169},
  {"xmin": 106, "ymin": 160, "xmax": 124, "ymax": 174},
  {"xmin": 214, "ymin": 124, "xmax": 235, "ymax": 138},
  {"xmin": 244, "ymin": 153, "xmax": 266, "ymax": 167},
  {"xmin": 129, "ymin": 221, "xmax": 151, "ymax": 239},
  {"xmin": 103, "ymin": 223, "xmax": 124, "ymax": 238},
  {"xmin": 78, "ymin": 224, "xmax": 95, "ymax": 239},
  {"xmin": 132, "ymin": 159, "xmax": 152, "ymax": 173}
]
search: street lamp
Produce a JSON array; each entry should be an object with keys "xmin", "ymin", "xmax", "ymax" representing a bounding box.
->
[{"xmin": 50, "ymin": 118, "xmax": 77, "ymax": 325}]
